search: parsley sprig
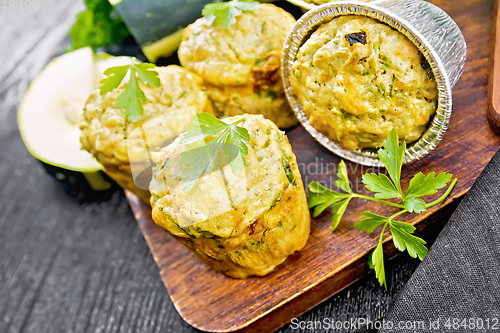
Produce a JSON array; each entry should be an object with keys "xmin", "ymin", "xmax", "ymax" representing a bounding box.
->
[
  {"xmin": 308, "ymin": 129, "xmax": 457, "ymax": 288},
  {"xmin": 202, "ymin": 0, "xmax": 260, "ymax": 30},
  {"xmin": 99, "ymin": 59, "xmax": 160, "ymax": 122},
  {"xmin": 179, "ymin": 113, "xmax": 250, "ymax": 192}
]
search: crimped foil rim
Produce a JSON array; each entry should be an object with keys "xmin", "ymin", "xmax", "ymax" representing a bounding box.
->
[
  {"xmin": 282, "ymin": 1, "xmax": 453, "ymax": 167},
  {"xmin": 287, "ymin": 0, "xmax": 385, "ymax": 11}
]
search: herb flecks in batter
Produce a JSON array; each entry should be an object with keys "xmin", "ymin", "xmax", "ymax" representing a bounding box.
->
[
  {"xmin": 282, "ymin": 158, "xmax": 296, "ymax": 186},
  {"xmin": 202, "ymin": 0, "xmax": 260, "ymax": 30},
  {"xmin": 345, "ymin": 30, "xmax": 367, "ymax": 46},
  {"xmin": 179, "ymin": 113, "xmax": 250, "ymax": 192},
  {"xmin": 291, "ymin": 16, "xmax": 438, "ymax": 151},
  {"xmin": 99, "ymin": 59, "xmax": 160, "ymax": 122},
  {"xmin": 308, "ymin": 129, "xmax": 457, "ymax": 288}
]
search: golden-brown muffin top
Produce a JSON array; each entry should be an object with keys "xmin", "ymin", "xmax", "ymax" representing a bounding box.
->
[
  {"xmin": 149, "ymin": 114, "xmax": 297, "ymax": 238},
  {"xmin": 80, "ymin": 65, "xmax": 212, "ymax": 167},
  {"xmin": 290, "ymin": 15, "xmax": 437, "ymax": 150},
  {"xmin": 178, "ymin": 4, "xmax": 295, "ymax": 87}
]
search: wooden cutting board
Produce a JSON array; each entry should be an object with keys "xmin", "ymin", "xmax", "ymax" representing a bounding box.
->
[{"xmin": 126, "ymin": 0, "xmax": 500, "ymax": 331}]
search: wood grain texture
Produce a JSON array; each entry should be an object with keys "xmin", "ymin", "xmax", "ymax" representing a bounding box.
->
[
  {"xmin": 0, "ymin": 0, "xmax": 418, "ymax": 331},
  {"xmin": 0, "ymin": 1, "xmax": 495, "ymax": 333},
  {"xmin": 488, "ymin": 0, "xmax": 500, "ymax": 133},
  {"xmin": 126, "ymin": 0, "xmax": 500, "ymax": 332}
]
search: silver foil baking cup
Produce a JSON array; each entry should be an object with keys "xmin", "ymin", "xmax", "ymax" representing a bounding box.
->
[
  {"xmin": 282, "ymin": 0, "xmax": 467, "ymax": 167},
  {"xmin": 287, "ymin": 0, "xmax": 384, "ymax": 11}
]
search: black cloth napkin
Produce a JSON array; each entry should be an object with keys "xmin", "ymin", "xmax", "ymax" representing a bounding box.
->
[{"xmin": 357, "ymin": 150, "xmax": 500, "ymax": 333}]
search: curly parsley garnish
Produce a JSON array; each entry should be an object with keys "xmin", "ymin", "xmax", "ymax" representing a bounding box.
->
[
  {"xmin": 68, "ymin": 0, "xmax": 130, "ymax": 51},
  {"xmin": 202, "ymin": 0, "xmax": 261, "ymax": 30},
  {"xmin": 308, "ymin": 129, "xmax": 457, "ymax": 288},
  {"xmin": 99, "ymin": 59, "xmax": 160, "ymax": 122},
  {"xmin": 179, "ymin": 113, "xmax": 250, "ymax": 192}
]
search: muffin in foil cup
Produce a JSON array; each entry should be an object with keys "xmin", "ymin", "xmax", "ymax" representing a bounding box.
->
[{"xmin": 282, "ymin": 0, "xmax": 467, "ymax": 166}]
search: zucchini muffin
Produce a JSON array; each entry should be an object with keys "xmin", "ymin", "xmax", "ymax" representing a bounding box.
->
[
  {"xmin": 149, "ymin": 115, "xmax": 310, "ymax": 278},
  {"xmin": 290, "ymin": 15, "xmax": 438, "ymax": 151},
  {"xmin": 80, "ymin": 65, "xmax": 213, "ymax": 203},
  {"xmin": 178, "ymin": 4, "xmax": 297, "ymax": 129}
]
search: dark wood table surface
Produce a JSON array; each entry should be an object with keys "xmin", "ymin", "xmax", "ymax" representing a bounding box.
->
[{"xmin": 0, "ymin": 1, "xmax": 470, "ymax": 332}]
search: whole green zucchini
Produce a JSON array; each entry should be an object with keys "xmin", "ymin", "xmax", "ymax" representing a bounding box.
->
[{"xmin": 110, "ymin": 0, "xmax": 213, "ymax": 62}]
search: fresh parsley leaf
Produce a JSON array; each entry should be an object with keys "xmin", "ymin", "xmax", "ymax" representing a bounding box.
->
[
  {"xmin": 390, "ymin": 220, "xmax": 428, "ymax": 260},
  {"xmin": 202, "ymin": 0, "xmax": 261, "ymax": 30},
  {"xmin": 362, "ymin": 173, "xmax": 400, "ymax": 199},
  {"xmin": 134, "ymin": 62, "xmax": 161, "ymax": 87},
  {"xmin": 330, "ymin": 199, "xmax": 351, "ymax": 231},
  {"xmin": 181, "ymin": 112, "xmax": 250, "ymax": 145},
  {"xmin": 402, "ymin": 172, "xmax": 452, "ymax": 213},
  {"xmin": 354, "ymin": 212, "xmax": 388, "ymax": 233},
  {"xmin": 179, "ymin": 142, "xmax": 218, "ymax": 192},
  {"xmin": 307, "ymin": 180, "xmax": 352, "ymax": 231},
  {"xmin": 202, "ymin": 2, "xmax": 226, "ymax": 21},
  {"xmin": 403, "ymin": 197, "xmax": 427, "ymax": 213},
  {"xmin": 99, "ymin": 59, "xmax": 160, "ymax": 122},
  {"xmin": 100, "ymin": 65, "xmax": 130, "ymax": 95},
  {"xmin": 372, "ymin": 236, "xmax": 387, "ymax": 289},
  {"xmin": 367, "ymin": 251, "xmax": 375, "ymax": 269},
  {"xmin": 308, "ymin": 182, "xmax": 350, "ymax": 218},
  {"xmin": 356, "ymin": 213, "xmax": 391, "ymax": 288},
  {"xmin": 181, "ymin": 113, "xmax": 242, "ymax": 144},
  {"xmin": 335, "ymin": 160, "xmax": 353, "ymax": 193},
  {"xmin": 306, "ymin": 129, "xmax": 457, "ymax": 288},
  {"xmin": 117, "ymin": 68, "xmax": 146, "ymax": 123},
  {"xmin": 217, "ymin": 5, "xmax": 242, "ymax": 30},
  {"xmin": 232, "ymin": 0, "xmax": 261, "ymax": 11},
  {"xmin": 406, "ymin": 172, "xmax": 452, "ymax": 199},
  {"xmin": 378, "ymin": 129, "xmax": 405, "ymax": 193},
  {"xmin": 308, "ymin": 181, "xmax": 328, "ymax": 194},
  {"xmin": 217, "ymin": 121, "xmax": 250, "ymax": 174},
  {"xmin": 179, "ymin": 113, "xmax": 250, "ymax": 191}
]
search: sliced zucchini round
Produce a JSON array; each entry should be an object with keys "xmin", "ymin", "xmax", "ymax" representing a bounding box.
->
[{"xmin": 18, "ymin": 47, "xmax": 133, "ymax": 193}]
